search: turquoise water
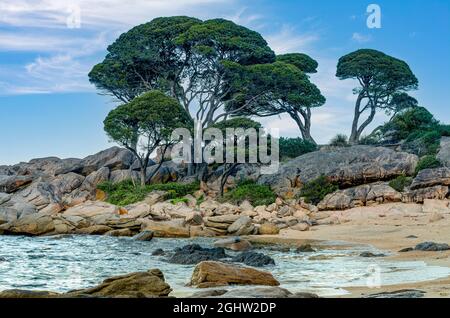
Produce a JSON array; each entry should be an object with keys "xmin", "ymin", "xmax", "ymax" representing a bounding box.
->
[{"xmin": 0, "ymin": 235, "xmax": 449, "ymax": 297}]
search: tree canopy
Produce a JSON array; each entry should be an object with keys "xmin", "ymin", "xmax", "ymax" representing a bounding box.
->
[
  {"xmin": 104, "ymin": 90, "xmax": 191, "ymax": 185},
  {"xmin": 336, "ymin": 49, "xmax": 418, "ymax": 143}
]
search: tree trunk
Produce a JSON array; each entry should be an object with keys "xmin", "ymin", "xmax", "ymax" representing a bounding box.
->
[
  {"xmin": 289, "ymin": 110, "xmax": 317, "ymax": 145},
  {"xmin": 139, "ymin": 168, "xmax": 146, "ymax": 187},
  {"xmin": 349, "ymin": 93, "xmax": 365, "ymax": 145}
]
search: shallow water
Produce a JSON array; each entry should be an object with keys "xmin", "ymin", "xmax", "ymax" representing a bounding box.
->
[{"xmin": 0, "ymin": 235, "xmax": 449, "ymax": 297}]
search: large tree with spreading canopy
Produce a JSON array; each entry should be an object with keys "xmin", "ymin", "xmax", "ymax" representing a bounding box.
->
[{"xmin": 336, "ymin": 49, "xmax": 418, "ymax": 144}]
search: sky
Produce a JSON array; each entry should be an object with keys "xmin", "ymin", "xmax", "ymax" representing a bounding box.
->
[{"xmin": 0, "ymin": 0, "xmax": 449, "ymax": 165}]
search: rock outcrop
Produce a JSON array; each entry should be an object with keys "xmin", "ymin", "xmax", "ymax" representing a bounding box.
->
[
  {"xmin": 259, "ymin": 146, "xmax": 418, "ymax": 196},
  {"xmin": 189, "ymin": 261, "xmax": 280, "ymax": 288},
  {"xmin": 437, "ymin": 137, "xmax": 450, "ymax": 167}
]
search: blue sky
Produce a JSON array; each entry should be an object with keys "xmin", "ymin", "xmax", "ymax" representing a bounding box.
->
[{"xmin": 0, "ymin": 0, "xmax": 449, "ymax": 164}]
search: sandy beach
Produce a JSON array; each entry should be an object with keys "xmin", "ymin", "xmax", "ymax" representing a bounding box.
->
[{"xmin": 249, "ymin": 202, "xmax": 450, "ymax": 298}]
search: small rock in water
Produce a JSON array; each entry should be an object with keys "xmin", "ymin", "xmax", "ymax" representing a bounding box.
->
[
  {"xmin": 133, "ymin": 230, "xmax": 154, "ymax": 241},
  {"xmin": 232, "ymin": 251, "xmax": 275, "ymax": 267},
  {"xmin": 359, "ymin": 252, "xmax": 386, "ymax": 258},
  {"xmin": 414, "ymin": 242, "xmax": 450, "ymax": 251},
  {"xmin": 152, "ymin": 248, "xmax": 165, "ymax": 256},
  {"xmin": 398, "ymin": 247, "xmax": 414, "ymax": 253},
  {"xmin": 167, "ymin": 244, "xmax": 228, "ymax": 265},
  {"xmin": 296, "ymin": 244, "xmax": 316, "ymax": 253},
  {"xmin": 0, "ymin": 256, "xmax": 6, "ymax": 262}
]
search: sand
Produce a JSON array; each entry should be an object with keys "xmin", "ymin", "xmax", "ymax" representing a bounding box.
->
[{"xmin": 250, "ymin": 201, "xmax": 450, "ymax": 298}]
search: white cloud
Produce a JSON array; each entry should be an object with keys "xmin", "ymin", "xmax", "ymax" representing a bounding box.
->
[
  {"xmin": 265, "ymin": 25, "xmax": 319, "ymax": 54},
  {"xmin": 351, "ymin": 32, "xmax": 372, "ymax": 43}
]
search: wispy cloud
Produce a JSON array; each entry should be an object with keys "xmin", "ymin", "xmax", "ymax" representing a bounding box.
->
[
  {"xmin": 266, "ymin": 25, "xmax": 319, "ymax": 54},
  {"xmin": 351, "ymin": 32, "xmax": 372, "ymax": 43}
]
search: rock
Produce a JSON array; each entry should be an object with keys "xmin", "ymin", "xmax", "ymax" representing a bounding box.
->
[
  {"xmin": 258, "ymin": 223, "xmax": 280, "ymax": 235},
  {"xmin": 79, "ymin": 147, "xmax": 134, "ymax": 176},
  {"xmin": 291, "ymin": 292, "xmax": 320, "ymax": 298},
  {"xmin": 63, "ymin": 201, "xmax": 119, "ymax": 219},
  {"xmin": 213, "ymin": 237, "xmax": 252, "ymax": 251},
  {"xmin": 0, "ymin": 212, "xmax": 55, "ymax": 235},
  {"xmin": 125, "ymin": 203, "xmax": 151, "ymax": 219},
  {"xmin": 0, "ymin": 175, "xmax": 33, "ymax": 193},
  {"xmin": 109, "ymin": 170, "xmax": 139, "ymax": 184},
  {"xmin": 152, "ymin": 249, "xmax": 165, "ymax": 256},
  {"xmin": 410, "ymin": 167, "xmax": 450, "ymax": 190},
  {"xmin": 189, "ymin": 225, "xmax": 217, "ymax": 237},
  {"xmin": 105, "ymin": 228, "xmax": 134, "ymax": 237},
  {"xmin": 359, "ymin": 252, "xmax": 386, "ymax": 258},
  {"xmin": 318, "ymin": 183, "xmax": 401, "ymax": 210},
  {"xmin": 144, "ymin": 191, "xmax": 167, "ymax": 206},
  {"xmin": 414, "ymin": 242, "xmax": 450, "ymax": 251},
  {"xmin": 227, "ymin": 216, "xmax": 254, "ymax": 235},
  {"xmin": 133, "ymin": 230, "xmax": 154, "ymax": 241},
  {"xmin": 207, "ymin": 214, "xmax": 241, "ymax": 224},
  {"xmin": 277, "ymin": 205, "xmax": 293, "ymax": 217},
  {"xmin": 296, "ymin": 244, "xmax": 316, "ymax": 253},
  {"xmin": 429, "ymin": 212, "xmax": 444, "ymax": 223},
  {"xmin": 398, "ymin": 247, "xmax": 414, "ymax": 253},
  {"xmin": 167, "ymin": 244, "xmax": 228, "ymax": 265},
  {"xmin": 0, "ymin": 290, "xmax": 60, "ymax": 298},
  {"xmin": 219, "ymin": 287, "xmax": 292, "ymax": 298},
  {"xmin": 188, "ymin": 289, "xmax": 229, "ymax": 298},
  {"xmin": 67, "ymin": 269, "xmax": 171, "ymax": 298},
  {"xmin": 75, "ymin": 225, "xmax": 113, "ymax": 235},
  {"xmin": 232, "ymin": 251, "xmax": 275, "ymax": 267},
  {"xmin": 141, "ymin": 220, "xmax": 190, "ymax": 238},
  {"xmin": 290, "ymin": 222, "xmax": 310, "ymax": 232},
  {"xmin": 239, "ymin": 200, "xmax": 254, "ymax": 212},
  {"xmin": 260, "ymin": 146, "xmax": 418, "ymax": 195},
  {"xmin": 365, "ymin": 289, "xmax": 425, "ymax": 298},
  {"xmin": 190, "ymin": 261, "xmax": 280, "ymax": 288},
  {"xmin": 185, "ymin": 212, "xmax": 203, "ymax": 226},
  {"xmin": 403, "ymin": 185, "xmax": 449, "ymax": 203},
  {"xmin": 437, "ymin": 137, "xmax": 450, "ymax": 167}
]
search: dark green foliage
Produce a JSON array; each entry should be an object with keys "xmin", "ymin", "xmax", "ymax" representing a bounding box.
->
[
  {"xmin": 298, "ymin": 176, "xmax": 339, "ymax": 205},
  {"xmin": 438, "ymin": 124, "xmax": 450, "ymax": 137},
  {"xmin": 279, "ymin": 137, "xmax": 317, "ymax": 159},
  {"xmin": 222, "ymin": 180, "xmax": 276, "ymax": 206},
  {"xmin": 97, "ymin": 180, "xmax": 200, "ymax": 206},
  {"xmin": 389, "ymin": 175, "xmax": 413, "ymax": 192},
  {"xmin": 415, "ymin": 155, "xmax": 442, "ymax": 175},
  {"xmin": 329, "ymin": 134, "xmax": 349, "ymax": 147},
  {"xmin": 336, "ymin": 49, "xmax": 418, "ymax": 143},
  {"xmin": 403, "ymin": 130, "xmax": 441, "ymax": 157}
]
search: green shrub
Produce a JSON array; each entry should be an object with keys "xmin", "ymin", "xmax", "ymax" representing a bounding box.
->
[
  {"xmin": 415, "ymin": 155, "xmax": 442, "ymax": 175},
  {"xmin": 222, "ymin": 180, "xmax": 276, "ymax": 206},
  {"xmin": 403, "ymin": 130, "xmax": 441, "ymax": 157},
  {"xmin": 389, "ymin": 175, "xmax": 413, "ymax": 192},
  {"xmin": 279, "ymin": 137, "xmax": 317, "ymax": 159},
  {"xmin": 298, "ymin": 175, "xmax": 338, "ymax": 205},
  {"xmin": 329, "ymin": 134, "xmax": 348, "ymax": 147},
  {"xmin": 97, "ymin": 180, "xmax": 199, "ymax": 206},
  {"xmin": 438, "ymin": 124, "xmax": 450, "ymax": 137},
  {"xmin": 170, "ymin": 197, "xmax": 189, "ymax": 205}
]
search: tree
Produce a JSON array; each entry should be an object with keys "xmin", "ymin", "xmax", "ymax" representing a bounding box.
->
[
  {"xmin": 223, "ymin": 55, "xmax": 325, "ymax": 144},
  {"xmin": 90, "ymin": 17, "xmax": 275, "ymax": 128},
  {"xmin": 103, "ymin": 90, "xmax": 191, "ymax": 186},
  {"xmin": 210, "ymin": 118, "xmax": 263, "ymax": 196},
  {"xmin": 336, "ymin": 49, "xmax": 418, "ymax": 144}
]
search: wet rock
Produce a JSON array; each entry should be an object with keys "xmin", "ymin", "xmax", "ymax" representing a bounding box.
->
[
  {"xmin": 296, "ymin": 244, "xmax": 316, "ymax": 253},
  {"xmin": 0, "ymin": 290, "xmax": 60, "ymax": 298},
  {"xmin": 232, "ymin": 251, "xmax": 275, "ymax": 267},
  {"xmin": 152, "ymin": 248, "xmax": 165, "ymax": 256},
  {"xmin": 105, "ymin": 228, "xmax": 134, "ymax": 237},
  {"xmin": 359, "ymin": 252, "xmax": 386, "ymax": 258},
  {"xmin": 133, "ymin": 230, "xmax": 154, "ymax": 241},
  {"xmin": 414, "ymin": 242, "xmax": 450, "ymax": 251},
  {"xmin": 168, "ymin": 244, "xmax": 228, "ymax": 265},
  {"xmin": 213, "ymin": 237, "xmax": 252, "ymax": 251},
  {"xmin": 190, "ymin": 261, "xmax": 280, "ymax": 288},
  {"xmin": 67, "ymin": 269, "xmax": 171, "ymax": 298},
  {"xmin": 365, "ymin": 289, "xmax": 425, "ymax": 298}
]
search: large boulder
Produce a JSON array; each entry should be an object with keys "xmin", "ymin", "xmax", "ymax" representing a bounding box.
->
[
  {"xmin": 0, "ymin": 212, "xmax": 56, "ymax": 235},
  {"xmin": 259, "ymin": 146, "xmax": 418, "ymax": 195},
  {"xmin": 410, "ymin": 168, "xmax": 450, "ymax": 190},
  {"xmin": 437, "ymin": 137, "xmax": 450, "ymax": 167},
  {"xmin": 141, "ymin": 219, "xmax": 190, "ymax": 238},
  {"xmin": 318, "ymin": 182, "xmax": 402, "ymax": 210},
  {"xmin": 190, "ymin": 261, "xmax": 280, "ymax": 288},
  {"xmin": 79, "ymin": 147, "xmax": 134, "ymax": 176}
]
